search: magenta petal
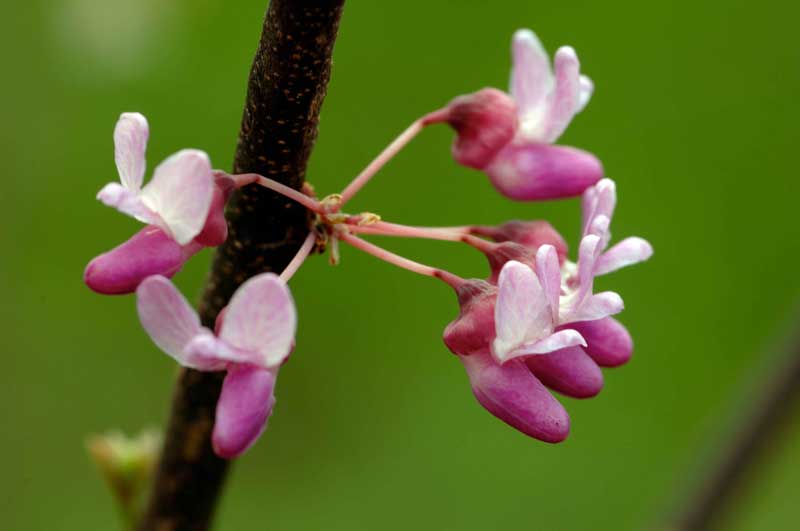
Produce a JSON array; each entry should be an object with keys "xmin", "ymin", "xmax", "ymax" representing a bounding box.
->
[
  {"xmin": 193, "ymin": 182, "xmax": 228, "ymax": 247},
  {"xmin": 84, "ymin": 226, "xmax": 199, "ymax": 295},
  {"xmin": 460, "ymin": 351, "xmax": 569, "ymax": 443},
  {"xmin": 212, "ymin": 366, "xmax": 276, "ymax": 459},
  {"xmin": 526, "ymin": 346, "xmax": 603, "ymax": 398},
  {"xmin": 568, "ymin": 317, "xmax": 633, "ymax": 367},
  {"xmin": 485, "ymin": 142, "xmax": 603, "ymax": 201}
]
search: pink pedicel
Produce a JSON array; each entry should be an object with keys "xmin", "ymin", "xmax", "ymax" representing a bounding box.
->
[
  {"xmin": 136, "ymin": 274, "xmax": 296, "ymax": 459},
  {"xmin": 84, "ymin": 226, "xmax": 202, "ymax": 295},
  {"xmin": 433, "ymin": 29, "xmax": 603, "ymax": 200}
]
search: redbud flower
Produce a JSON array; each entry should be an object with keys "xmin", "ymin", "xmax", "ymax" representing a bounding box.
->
[
  {"xmin": 136, "ymin": 273, "xmax": 296, "ymax": 459},
  {"xmin": 85, "ymin": 113, "xmax": 230, "ymax": 295},
  {"xmin": 97, "ymin": 113, "xmax": 215, "ymax": 244},
  {"xmin": 436, "ymin": 29, "xmax": 602, "ymax": 200}
]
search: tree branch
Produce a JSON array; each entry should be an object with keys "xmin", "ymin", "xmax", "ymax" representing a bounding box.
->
[
  {"xmin": 137, "ymin": 2, "xmax": 345, "ymax": 529},
  {"xmin": 666, "ymin": 317, "xmax": 800, "ymax": 530}
]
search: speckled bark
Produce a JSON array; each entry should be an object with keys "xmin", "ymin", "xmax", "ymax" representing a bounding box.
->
[{"xmin": 137, "ymin": 2, "xmax": 344, "ymax": 530}]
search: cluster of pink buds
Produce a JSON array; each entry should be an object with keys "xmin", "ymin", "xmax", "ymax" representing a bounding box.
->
[{"xmin": 85, "ymin": 28, "xmax": 652, "ymax": 457}]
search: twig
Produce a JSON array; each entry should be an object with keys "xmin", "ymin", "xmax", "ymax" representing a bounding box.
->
[
  {"xmin": 136, "ymin": 2, "xmax": 345, "ymax": 529},
  {"xmin": 666, "ymin": 316, "xmax": 800, "ymax": 530}
]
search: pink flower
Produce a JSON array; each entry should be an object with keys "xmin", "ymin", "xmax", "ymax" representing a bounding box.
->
[
  {"xmin": 444, "ymin": 255, "xmax": 591, "ymax": 442},
  {"xmin": 436, "ymin": 29, "xmax": 603, "ymax": 200},
  {"xmin": 85, "ymin": 113, "xmax": 231, "ymax": 294},
  {"xmin": 136, "ymin": 273, "xmax": 297, "ymax": 459},
  {"xmin": 97, "ymin": 113, "xmax": 216, "ymax": 245}
]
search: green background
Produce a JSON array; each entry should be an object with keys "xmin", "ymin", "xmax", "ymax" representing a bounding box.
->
[{"xmin": 2, "ymin": 1, "xmax": 799, "ymax": 529}]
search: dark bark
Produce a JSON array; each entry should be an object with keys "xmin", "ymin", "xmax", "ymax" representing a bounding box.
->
[
  {"xmin": 137, "ymin": 2, "xmax": 345, "ymax": 529},
  {"xmin": 668, "ymin": 319, "xmax": 800, "ymax": 530}
]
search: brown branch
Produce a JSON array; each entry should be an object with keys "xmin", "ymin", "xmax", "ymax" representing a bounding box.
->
[
  {"xmin": 137, "ymin": 2, "xmax": 345, "ymax": 530},
  {"xmin": 665, "ymin": 318, "xmax": 800, "ymax": 531}
]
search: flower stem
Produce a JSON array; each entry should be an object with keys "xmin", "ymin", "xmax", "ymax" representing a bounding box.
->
[
  {"xmin": 337, "ymin": 109, "xmax": 445, "ymax": 208},
  {"xmin": 230, "ymin": 172, "xmax": 324, "ymax": 213},
  {"xmin": 279, "ymin": 231, "xmax": 317, "ymax": 283},
  {"xmin": 347, "ymin": 221, "xmax": 495, "ymax": 252},
  {"xmin": 338, "ymin": 232, "xmax": 463, "ymax": 288}
]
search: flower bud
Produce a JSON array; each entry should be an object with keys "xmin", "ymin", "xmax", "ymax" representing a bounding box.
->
[
  {"xmin": 441, "ymin": 88, "xmax": 518, "ymax": 170},
  {"xmin": 485, "ymin": 142, "xmax": 603, "ymax": 200},
  {"xmin": 84, "ymin": 226, "xmax": 202, "ymax": 295},
  {"xmin": 460, "ymin": 351, "xmax": 569, "ymax": 442}
]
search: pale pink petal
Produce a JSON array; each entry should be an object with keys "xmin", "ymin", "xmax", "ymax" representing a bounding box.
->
[
  {"xmin": 568, "ymin": 317, "xmax": 633, "ymax": 367},
  {"xmin": 84, "ymin": 226, "xmax": 199, "ymax": 295},
  {"xmin": 526, "ymin": 346, "xmax": 603, "ymax": 398},
  {"xmin": 213, "ymin": 366, "xmax": 276, "ymax": 459},
  {"xmin": 535, "ymin": 245, "xmax": 561, "ymax": 322},
  {"xmin": 581, "ymin": 178, "xmax": 616, "ymax": 238},
  {"xmin": 595, "ymin": 237, "xmax": 654, "ymax": 275},
  {"xmin": 510, "ymin": 29, "xmax": 553, "ymax": 122},
  {"xmin": 485, "ymin": 142, "xmax": 603, "ymax": 201},
  {"xmin": 574, "ymin": 234, "xmax": 601, "ymax": 304},
  {"xmin": 136, "ymin": 275, "xmax": 204, "ymax": 366},
  {"xmin": 542, "ymin": 46, "xmax": 581, "ymax": 142},
  {"xmin": 577, "ymin": 75, "xmax": 594, "ymax": 113},
  {"xmin": 567, "ymin": 291, "xmax": 624, "ymax": 323},
  {"xmin": 141, "ymin": 149, "xmax": 214, "ymax": 245},
  {"xmin": 492, "ymin": 261, "xmax": 552, "ymax": 363},
  {"xmin": 97, "ymin": 182, "xmax": 158, "ymax": 225},
  {"xmin": 220, "ymin": 273, "xmax": 297, "ymax": 369},
  {"xmin": 113, "ymin": 112, "xmax": 149, "ymax": 190},
  {"xmin": 183, "ymin": 334, "xmax": 252, "ymax": 371},
  {"xmin": 506, "ymin": 329, "xmax": 586, "ymax": 359},
  {"xmin": 460, "ymin": 351, "xmax": 569, "ymax": 443}
]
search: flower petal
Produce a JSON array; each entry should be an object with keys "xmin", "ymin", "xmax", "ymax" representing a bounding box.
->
[
  {"xmin": 568, "ymin": 317, "xmax": 633, "ymax": 367},
  {"xmin": 136, "ymin": 275, "xmax": 204, "ymax": 365},
  {"xmin": 581, "ymin": 178, "xmax": 616, "ymax": 238},
  {"xmin": 183, "ymin": 334, "xmax": 251, "ymax": 371},
  {"xmin": 566, "ymin": 291, "xmax": 624, "ymax": 323},
  {"xmin": 140, "ymin": 149, "xmax": 214, "ymax": 245},
  {"xmin": 84, "ymin": 225, "xmax": 198, "ymax": 295},
  {"xmin": 460, "ymin": 351, "xmax": 569, "ymax": 443},
  {"xmin": 526, "ymin": 346, "xmax": 603, "ymax": 398},
  {"xmin": 595, "ymin": 237, "xmax": 654, "ymax": 275},
  {"xmin": 510, "ymin": 29, "xmax": 553, "ymax": 124},
  {"xmin": 213, "ymin": 366, "xmax": 276, "ymax": 459},
  {"xmin": 97, "ymin": 182, "xmax": 158, "ymax": 225},
  {"xmin": 485, "ymin": 142, "xmax": 604, "ymax": 201},
  {"xmin": 577, "ymin": 75, "xmax": 594, "ymax": 112},
  {"xmin": 219, "ymin": 273, "xmax": 297, "ymax": 369},
  {"xmin": 543, "ymin": 46, "xmax": 582, "ymax": 142},
  {"xmin": 535, "ymin": 244, "xmax": 561, "ymax": 322},
  {"xmin": 506, "ymin": 329, "xmax": 587, "ymax": 359},
  {"xmin": 114, "ymin": 112, "xmax": 149, "ymax": 190},
  {"xmin": 492, "ymin": 261, "xmax": 552, "ymax": 363}
]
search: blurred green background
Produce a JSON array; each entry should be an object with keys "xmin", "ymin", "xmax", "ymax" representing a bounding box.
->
[{"xmin": 2, "ymin": 0, "xmax": 799, "ymax": 529}]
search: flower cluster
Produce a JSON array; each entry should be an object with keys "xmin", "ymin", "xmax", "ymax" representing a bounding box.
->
[{"xmin": 85, "ymin": 28, "xmax": 651, "ymax": 458}]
